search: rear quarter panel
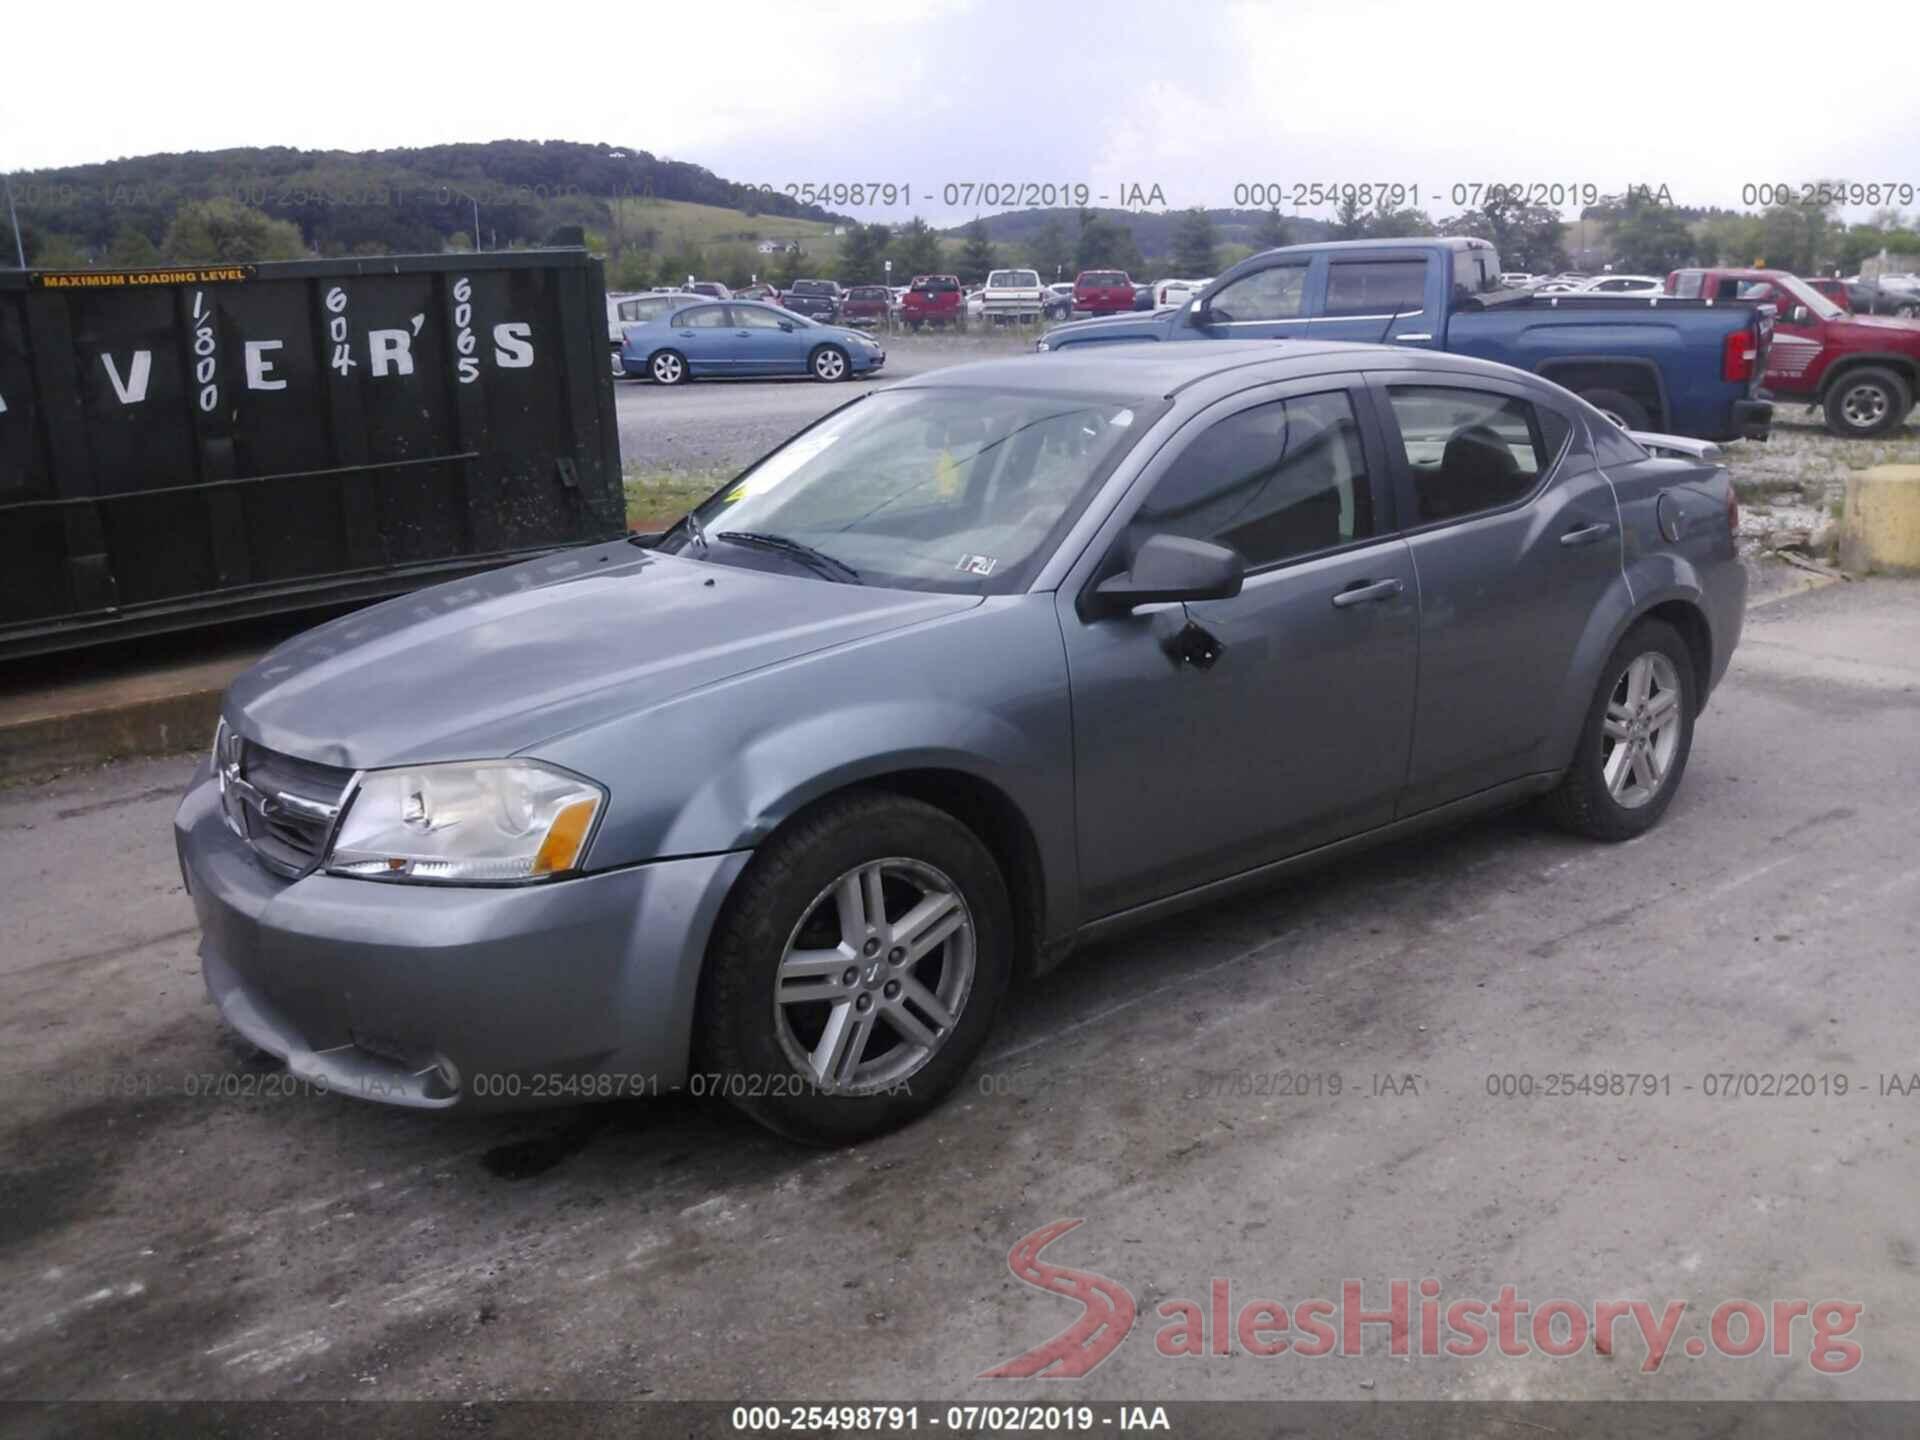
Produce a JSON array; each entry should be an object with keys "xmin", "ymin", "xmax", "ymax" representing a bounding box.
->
[{"xmin": 1596, "ymin": 427, "xmax": 1746, "ymax": 701}]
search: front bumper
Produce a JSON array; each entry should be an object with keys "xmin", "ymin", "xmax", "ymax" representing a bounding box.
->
[
  {"xmin": 853, "ymin": 347, "xmax": 886, "ymax": 372},
  {"xmin": 173, "ymin": 768, "xmax": 749, "ymax": 1109}
]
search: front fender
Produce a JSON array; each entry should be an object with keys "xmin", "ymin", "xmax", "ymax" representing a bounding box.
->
[{"xmin": 536, "ymin": 595, "xmax": 1078, "ymax": 935}]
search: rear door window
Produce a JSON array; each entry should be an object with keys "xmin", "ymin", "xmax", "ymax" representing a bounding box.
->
[
  {"xmin": 1382, "ymin": 386, "xmax": 1568, "ymax": 524},
  {"xmin": 1323, "ymin": 259, "xmax": 1429, "ymax": 318}
]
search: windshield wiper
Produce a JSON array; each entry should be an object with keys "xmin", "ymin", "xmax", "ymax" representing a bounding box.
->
[{"xmin": 716, "ymin": 531, "xmax": 861, "ymax": 584}]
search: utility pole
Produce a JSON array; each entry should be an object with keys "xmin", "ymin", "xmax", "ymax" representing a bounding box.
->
[{"xmin": 3, "ymin": 172, "xmax": 26, "ymax": 268}]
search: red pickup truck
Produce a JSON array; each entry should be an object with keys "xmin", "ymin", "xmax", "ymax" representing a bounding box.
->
[
  {"xmin": 1667, "ymin": 268, "xmax": 1920, "ymax": 436},
  {"xmin": 901, "ymin": 274, "xmax": 965, "ymax": 330},
  {"xmin": 1072, "ymin": 270, "xmax": 1135, "ymax": 316}
]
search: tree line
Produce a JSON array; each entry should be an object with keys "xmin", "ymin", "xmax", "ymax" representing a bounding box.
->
[
  {"xmin": 1, "ymin": 140, "xmax": 845, "ymax": 268},
  {"xmin": 9, "ymin": 143, "xmax": 1916, "ymax": 285}
]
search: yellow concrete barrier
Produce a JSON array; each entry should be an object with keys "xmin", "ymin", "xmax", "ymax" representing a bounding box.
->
[{"xmin": 1840, "ymin": 465, "xmax": 1920, "ymax": 575}]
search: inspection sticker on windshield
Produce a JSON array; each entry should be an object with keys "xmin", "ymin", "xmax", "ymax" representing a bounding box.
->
[{"xmin": 956, "ymin": 554, "xmax": 998, "ymax": 577}]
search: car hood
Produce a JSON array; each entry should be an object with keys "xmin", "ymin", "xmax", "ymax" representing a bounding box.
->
[
  {"xmin": 1041, "ymin": 311, "xmax": 1183, "ymax": 346},
  {"xmin": 224, "ymin": 543, "xmax": 977, "ymax": 770},
  {"xmin": 1836, "ymin": 313, "xmax": 1920, "ymax": 336}
]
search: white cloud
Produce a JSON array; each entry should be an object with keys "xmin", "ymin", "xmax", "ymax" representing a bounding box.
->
[{"xmin": 5, "ymin": 0, "xmax": 1916, "ymax": 226}]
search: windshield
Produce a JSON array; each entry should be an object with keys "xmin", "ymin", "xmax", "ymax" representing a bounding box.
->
[
  {"xmin": 656, "ymin": 389, "xmax": 1154, "ymax": 594},
  {"xmin": 987, "ymin": 270, "xmax": 1038, "ymax": 288},
  {"xmin": 1742, "ymin": 275, "xmax": 1844, "ymax": 320}
]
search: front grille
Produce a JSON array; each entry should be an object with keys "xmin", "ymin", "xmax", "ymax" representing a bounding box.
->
[{"xmin": 219, "ymin": 737, "xmax": 355, "ymax": 876}]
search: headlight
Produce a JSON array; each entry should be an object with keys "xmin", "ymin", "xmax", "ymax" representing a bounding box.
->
[
  {"xmin": 326, "ymin": 760, "xmax": 605, "ymax": 884},
  {"xmin": 1034, "ymin": 340, "xmax": 1051, "ymax": 352}
]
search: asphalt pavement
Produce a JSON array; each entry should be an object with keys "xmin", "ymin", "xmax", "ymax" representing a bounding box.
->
[{"xmin": 1, "ymin": 578, "xmax": 1917, "ymax": 1406}]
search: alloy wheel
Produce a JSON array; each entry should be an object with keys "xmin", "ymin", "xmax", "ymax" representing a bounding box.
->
[
  {"xmin": 652, "ymin": 352, "xmax": 684, "ymax": 385},
  {"xmin": 814, "ymin": 348, "xmax": 847, "ymax": 380},
  {"xmin": 773, "ymin": 857, "xmax": 975, "ymax": 1092},
  {"xmin": 1601, "ymin": 652, "xmax": 1683, "ymax": 809},
  {"xmin": 1840, "ymin": 383, "xmax": 1889, "ymax": 430}
]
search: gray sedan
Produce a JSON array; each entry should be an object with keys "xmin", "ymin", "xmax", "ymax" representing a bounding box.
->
[{"xmin": 175, "ymin": 342, "xmax": 1745, "ymax": 1143}]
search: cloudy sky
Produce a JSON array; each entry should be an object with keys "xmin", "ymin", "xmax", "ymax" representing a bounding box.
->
[{"xmin": 7, "ymin": 0, "xmax": 1918, "ymax": 225}]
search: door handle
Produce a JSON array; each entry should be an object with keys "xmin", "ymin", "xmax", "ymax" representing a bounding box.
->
[
  {"xmin": 1559, "ymin": 522, "xmax": 1614, "ymax": 547},
  {"xmin": 1331, "ymin": 577, "xmax": 1404, "ymax": 609}
]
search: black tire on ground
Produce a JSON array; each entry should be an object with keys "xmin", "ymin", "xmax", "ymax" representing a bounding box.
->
[
  {"xmin": 696, "ymin": 791, "xmax": 1013, "ymax": 1145},
  {"xmin": 1578, "ymin": 387, "xmax": 1652, "ymax": 432},
  {"xmin": 1542, "ymin": 617, "xmax": 1697, "ymax": 843},
  {"xmin": 809, "ymin": 344, "xmax": 851, "ymax": 382},
  {"xmin": 1822, "ymin": 366, "xmax": 1913, "ymax": 438},
  {"xmin": 1895, "ymin": 302, "xmax": 1920, "ymax": 319},
  {"xmin": 649, "ymin": 349, "xmax": 688, "ymax": 386}
]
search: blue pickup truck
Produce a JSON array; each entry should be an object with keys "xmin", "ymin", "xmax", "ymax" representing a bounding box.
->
[{"xmin": 1037, "ymin": 237, "xmax": 1773, "ymax": 443}]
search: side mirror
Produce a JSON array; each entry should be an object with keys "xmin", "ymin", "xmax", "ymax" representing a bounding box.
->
[
  {"xmin": 1089, "ymin": 534, "xmax": 1245, "ymax": 615},
  {"xmin": 1788, "ymin": 306, "xmax": 1810, "ymax": 325},
  {"xmin": 778, "ymin": 320, "xmax": 795, "ymax": 332}
]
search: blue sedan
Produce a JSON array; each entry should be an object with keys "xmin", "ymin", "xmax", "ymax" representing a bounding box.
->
[{"xmin": 620, "ymin": 299, "xmax": 886, "ymax": 385}]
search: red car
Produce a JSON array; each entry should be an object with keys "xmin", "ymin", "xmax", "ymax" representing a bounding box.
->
[
  {"xmin": 1072, "ymin": 270, "xmax": 1135, "ymax": 316},
  {"xmin": 1667, "ymin": 267, "xmax": 1920, "ymax": 437},
  {"xmin": 901, "ymin": 274, "xmax": 965, "ymax": 330},
  {"xmin": 840, "ymin": 284, "xmax": 893, "ymax": 328}
]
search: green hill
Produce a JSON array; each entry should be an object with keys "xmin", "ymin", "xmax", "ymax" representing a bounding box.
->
[{"xmin": 2, "ymin": 140, "xmax": 851, "ymax": 268}]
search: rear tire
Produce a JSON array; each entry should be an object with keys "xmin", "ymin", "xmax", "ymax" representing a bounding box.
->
[
  {"xmin": 1578, "ymin": 387, "xmax": 1651, "ymax": 432},
  {"xmin": 1823, "ymin": 366, "xmax": 1911, "ymax": 438},
  {"xmin": 1543, "ymin": 618, "xmax": 1696, "ymax": 842},
  {"xmin": 649, "ymin": 349, "xmax": 688, "ymax": 386},
  {"xmin": 697, "ymin": 792, "xmax": 1012, "ymax": 1145}
]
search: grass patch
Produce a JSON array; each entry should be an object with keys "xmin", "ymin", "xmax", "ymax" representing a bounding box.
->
[
  {"xmin": 622, "ymin": 464, "xmax": 731, "ymax": 527},
  {"xmin": 611, "ymin": 198, "xmax": 847, "ymax": 269}
]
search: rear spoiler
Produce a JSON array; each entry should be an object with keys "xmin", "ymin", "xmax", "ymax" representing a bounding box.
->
[{"xmin": 1627, "ymin": 431, "xmax": 1724, "ymax": 464}]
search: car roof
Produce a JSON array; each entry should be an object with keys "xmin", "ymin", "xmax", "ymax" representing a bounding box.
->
[
  {"xmin": 1256, "ymin": 235, "xmax": 1494, "ymax": 259},
  {"xmin": 888, "ymin": 340, "xmax": 1546, "ymax": 402}
]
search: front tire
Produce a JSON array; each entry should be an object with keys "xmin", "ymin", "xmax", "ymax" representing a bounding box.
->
[
  {"xmin": 810, "ymin": 345, "xmax": 850, "ymax": 382},
  {"xmin": 1543, "ymin": 619, "xmax": 1696, "ymax": 842},
  {"xmin": 1823, "ymin": 366, "xmax": 1911, "ymax": 438},
  {"xmin": 650, "ymin": 349, "xmax": 688, "ymax": 386},
  {"xmin": 696, "ymin": 792, "xmax": 1012, "ymax": 1145}
]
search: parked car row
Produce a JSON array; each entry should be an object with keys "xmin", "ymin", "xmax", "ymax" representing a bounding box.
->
[
  {"xmin": 1804, "ymin": 275, "xmax": 1920, "ymax": 320},
  {"xmin": 616, "ymin": 298, "xmax": 886, "ymax": 385}
]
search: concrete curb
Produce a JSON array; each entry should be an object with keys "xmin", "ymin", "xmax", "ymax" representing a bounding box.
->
[{"xmin": 0, "ymin": 685, "xmax": 221, "ymax": 784}]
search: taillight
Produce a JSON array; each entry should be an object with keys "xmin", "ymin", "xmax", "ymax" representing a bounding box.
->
[{"xmin": 1722, "ymin": 327, "xmax": 1758, "ymax": 383}]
